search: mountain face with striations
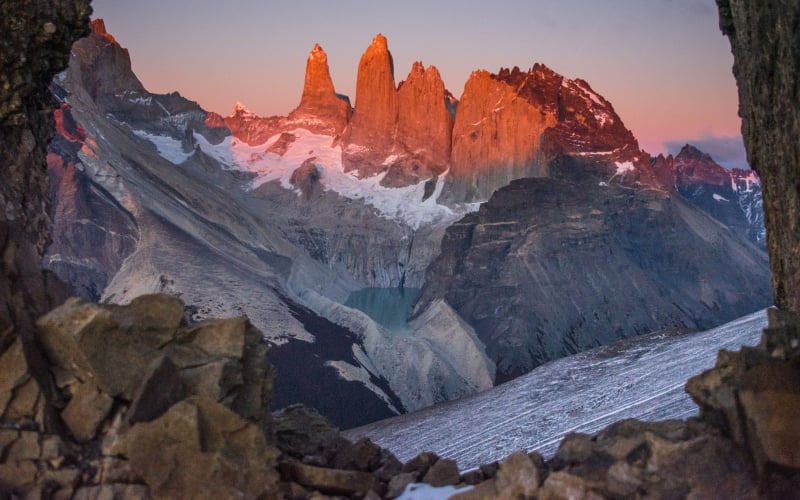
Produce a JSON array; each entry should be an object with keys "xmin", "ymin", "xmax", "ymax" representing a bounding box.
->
[{"xmin": 46, "ymin": 20, "xmax": 770, "ymax": 428}]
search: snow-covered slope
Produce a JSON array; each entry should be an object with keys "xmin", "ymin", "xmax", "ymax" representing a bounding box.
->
[
  {"xmin": 344, "ymin": 310, "xmax": 767, "ymax": 470},
  {"xmin": 133, "ymin": 125, "xmax": 463, "ymax": 231}
]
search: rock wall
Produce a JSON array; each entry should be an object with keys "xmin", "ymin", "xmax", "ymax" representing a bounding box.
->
[
  {"xmin": 717, "ymin": 0, "xmax": 800, "ymax": 312},
  {"xmin": 342, "ymin": 34, "xmax": 399, "ymax": 177},
  {"xmin": 445, "ymin": 69, "xmax": 557, "ymax": 203},
  {"xmin": 0, "ymin": 0, "xmax": 92, "ymax": 350}
]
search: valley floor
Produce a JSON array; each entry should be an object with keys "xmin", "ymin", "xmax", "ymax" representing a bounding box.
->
[{"xmin": 344, "ymin": 309, "xmax": 768, "ymax": 470}]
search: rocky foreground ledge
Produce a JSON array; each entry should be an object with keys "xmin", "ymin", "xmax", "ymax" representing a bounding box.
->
[{"xmin": 0, "ymin": 293, "xmax": 798, "ymax": 498}]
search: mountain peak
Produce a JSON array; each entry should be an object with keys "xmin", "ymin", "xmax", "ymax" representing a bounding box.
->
[
  {"xmin": 370, "ymin": 33, "xmax": 389, "ymax": 50},
  {"xmin": 90, "ymin": 19, "xmax": 116, "ymax": 44},
  {"xmin": 287, "ymin": 43, "xmax": 351, "ymax": 135},
  {"xmin": 677, "ymin": 144, "xmax": 714, "ymax": 162},
  {"xmin": 342, "ymin": 33, "xmax": 399, "ymax": 176},
  {"xmin": 309, "ymin": 43, "xmax": 326, "ymax": 61}
]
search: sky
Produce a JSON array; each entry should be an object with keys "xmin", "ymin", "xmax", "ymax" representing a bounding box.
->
[{"xmin": 92, "ymin": 0, "xmax": 747, "ymax": 168}]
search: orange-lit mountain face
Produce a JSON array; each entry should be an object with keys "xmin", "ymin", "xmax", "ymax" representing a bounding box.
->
[{"xmin": 221, "ymin": 33, "xmax": 663, "ymax": 201}]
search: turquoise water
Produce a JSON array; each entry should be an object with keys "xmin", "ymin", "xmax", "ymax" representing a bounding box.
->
[{"xmin": 344, "ymin": 287, "xmax": 421, "ymax": 333}]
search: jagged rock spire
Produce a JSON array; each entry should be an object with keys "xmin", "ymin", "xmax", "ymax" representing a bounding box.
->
[{"xmin": 288, "ymin": 42, "xmax": 350, "ymax": 135}]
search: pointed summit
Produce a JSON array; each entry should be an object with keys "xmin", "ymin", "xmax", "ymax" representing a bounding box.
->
[
  {"xmin": 288, "ymin": 42, "xmax": 350, "ymax": 135},
  {"xmin": 677, "ymin": 143, "xmax": 714, "ymax": 163},
  {"xmin": 90, "ymin": 19, "xmax": 117, "ymax": 44},
  {"xmin": 342, "ymin": 34, "xmax": 399, "ymax": 177}
]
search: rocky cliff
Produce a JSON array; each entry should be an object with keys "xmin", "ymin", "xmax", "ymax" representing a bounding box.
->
[
  {"xmin": 442, "ymin": 64, "xmax": 648, "ymax": 203},
  {"xmin": 45, "ymin": 102, "xmax": 139, "ymax": 300},
  {"xmin": 342, "ymin": 34, "xmax": 399, "ymax": 178},
  {"xmin": 389, "ymin": 62, "xmax": 453, "ymax": 187},
  {"xmin": 718, "ymin": 0, "xmax": 800, "ymax": 313},
  {"xmin": 0, "ymin": 0, "xmax": 91, "ymax": 439}
]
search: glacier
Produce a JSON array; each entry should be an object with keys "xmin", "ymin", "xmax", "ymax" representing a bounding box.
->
[{"xmin": 344, "ymin": 310, "xmax": 767, "ymax": 471}]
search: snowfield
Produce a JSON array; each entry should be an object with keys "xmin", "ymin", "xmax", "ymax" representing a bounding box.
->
[
  {"xmin": 193, "ymin": 129, "xmax": 461, "ymax": 230},
  {"xmin": 345, "ymin": 310, "xmax": 767, "ymax": 471}
]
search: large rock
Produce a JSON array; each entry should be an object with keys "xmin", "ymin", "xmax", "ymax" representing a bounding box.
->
[
  {"xmin": 385, "ymin": 62, "xmax": 453, "ymax": 187},
  {"xmin": 35, "ymin": 294, "xmax": 273, "ymax": 437},
  {"xmin": 342, "ymin": 34, "xmax": 399, "ymax": 178},
  {"xmin": 443, "ymin": 64, "xmax": 645, "ymax": 204},
  {"xmin": 445, "ymin": 68, "xmax": 557, "ymax": 203},
  {"xmin": 0, "ymin": 338, "xmax": 47, "ymax": 427},
  {"xmin": 287, "ymin": 43, "xmax": 351, "ymax": 136},
  {"xmin": 717, "ymin": 0, "xmax": 800, "ymax": 312},
  {"xmin": 114, "ymin": 396, "xmax": 280, "ymax": 499},
  {"xmin": 687, "ymin": 308, "xmax": 800, "ymax": 476}
]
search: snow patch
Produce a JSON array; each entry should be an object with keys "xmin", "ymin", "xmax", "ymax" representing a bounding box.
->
[
  {"xmin": 607, "ymin": 161, "xmax": 636, "ymax": 184},
  {"xmin": 196, "ymin": 129, "xmax": 463, "ymax": 229},
  {"xmin": 615, "ymin": 161, "xmax": 635, "ymax": 175},
  {"xmin": 382, "ymin": 154, "xmax": 401, "ymax": 165},
  {"xmin": 325, "ymin": 359, "xmax": 400, "ymax": 414},
  {"xmin": 128, "ymin": 96, "xmax": 152, "ymax": 105},
  {"xmin": 132, "ymin": 130, "xmax": 190, "ymax": 164},
  {"xmin": 713, "ymin": 193, "xmax": 729, "ymax": 202},
  {"xmin": 576, "ymin": 151, "xmax": 615, "ymax": 156},
  {"xmin": 397, "ymin": 483, "xmax": 473, "ymax": 500},
  {"xmin": 232, "ymin": 101, "xmax": 255, "ymax": 117}
]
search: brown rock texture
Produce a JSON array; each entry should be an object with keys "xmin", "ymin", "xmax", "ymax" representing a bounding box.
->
[
  {"xmin": 0, "ymin": 293, "xmax": 281, "ymax": 497},
  {"xmin": 686, "ymin": 307, "xmax": 800, "ymax": 489},
  {"xmin": 717, "ymin": 0, "xmax": 800, "ymax": 312},
  {"xmin": 288, "ymin": 43, "xmax": 351, "ymax": 136},
  {"xmin": 116, "ymin": 396, "xmax": 280, "ymax": 499},
  {"xmin": 342, "ymin": 34, "xmax": 399, "ymax": 178},
  {"xmin": 0, "ymin": 0, "xmax": 91, "ymax": 349}
]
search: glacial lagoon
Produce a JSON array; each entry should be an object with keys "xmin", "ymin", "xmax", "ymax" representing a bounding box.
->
[{"xmin": 344, "ymin": 287, "xmax": 421, "ymax": 333}]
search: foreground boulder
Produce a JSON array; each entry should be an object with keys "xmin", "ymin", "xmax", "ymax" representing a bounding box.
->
[
  {"xmin": 687, "ymin": 308, "xmax": 800, "ymax": 491},
  {"xmin": 1, "ymin": 294, "xmax": 427, "ymax": 499},
  {"xmin": 36, "ymin": 294, "xmax": 273, "ymax": 431},
  {"xmin": 0, "ymin": 293, "xmax": 280, "ymax": 496}
]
